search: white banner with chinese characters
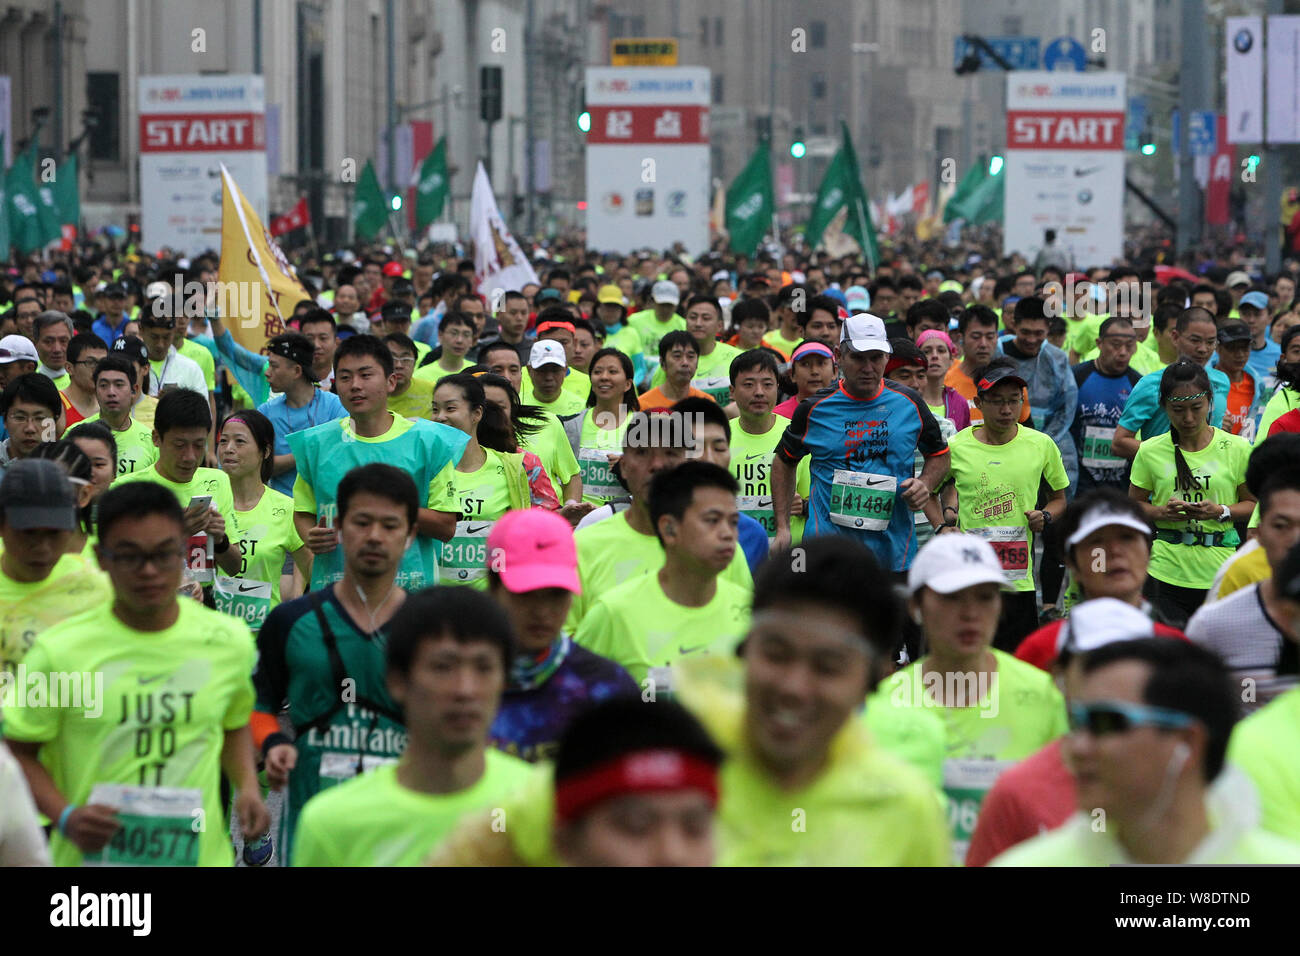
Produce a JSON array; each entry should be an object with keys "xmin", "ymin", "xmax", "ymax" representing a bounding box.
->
[{"xmin": 584, "ymin": 67, "xmax": 710, "ymax": 254}]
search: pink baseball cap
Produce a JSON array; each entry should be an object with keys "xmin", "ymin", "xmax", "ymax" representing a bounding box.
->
[{"xmin": 486, "ymin": 509, "xmax": 582, "ymax": 594}]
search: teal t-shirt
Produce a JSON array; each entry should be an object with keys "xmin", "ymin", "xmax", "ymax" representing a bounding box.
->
[{"xmin": 1118, "ymin": 365, "xmax": 1230, "ymax": 438}]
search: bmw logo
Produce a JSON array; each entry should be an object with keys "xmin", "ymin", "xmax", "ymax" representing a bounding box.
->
[
  {"xmin": 1078, "ymin": 189, "xmax": 1093, "ymax": 205},
  {"xmin": 855, "ymin": 518, "xmax": 865, "ymax": 528},
  {"xmin": 1234, "ymin": 29, "xmax": 1253, "ymax": 54},
  {"xmin": 457, "ymin": 570, "xmax": 468, "ymax": 580}
]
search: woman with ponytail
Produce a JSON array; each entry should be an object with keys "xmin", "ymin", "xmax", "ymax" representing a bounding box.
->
[
  {"xmin": 430, "ymin": 373, "xmax": 532, "ymax": 587},
  {"xmin": 478, "ymin": 373, "xmax": 561, "ymax": 511},
  {"xmin": 1129, "ymin": 361, "xmax": 1256, "ymax": 627}
]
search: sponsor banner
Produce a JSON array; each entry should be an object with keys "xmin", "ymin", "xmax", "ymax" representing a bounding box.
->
[
  {"xmin": 1266, "ymin": 15, "xmax": 1300, "ymax": 144},
  {"xmin": 139, "ymin": 75, "xmax": 266, "ymax": 255},
  {"xmin": 1003, "ymin": 72, "xmax": 1125, "ymax": 268},
  {"xmin": 586, "ymin": 67, "xmax": 710, "ymax": 254},
  {"xmin": 1226, "ymin": 16, "xmax": 1264, "ymax": 143}
]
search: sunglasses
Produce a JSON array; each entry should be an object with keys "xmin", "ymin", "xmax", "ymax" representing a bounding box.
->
[{"xmin": 1068, "ymin": 700, "xmax": 1194, "ymax": 737}]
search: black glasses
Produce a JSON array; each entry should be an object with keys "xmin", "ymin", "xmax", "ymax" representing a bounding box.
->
[{"xmin": 98, "ymin": 545, "xmax": 187, "ymax": 572}]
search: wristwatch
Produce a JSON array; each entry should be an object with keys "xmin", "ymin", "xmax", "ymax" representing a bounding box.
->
[
  {"xmin": 1041, "ymin": 510, "xmax": 1053, "ymax": 527},
  {"xmin": 214, "ymin": 535, "xmax": 231, "ymax": 554},
  {"xmin": 1219, "ymin": 504, "xmax": 1231, "ymax": 522}
]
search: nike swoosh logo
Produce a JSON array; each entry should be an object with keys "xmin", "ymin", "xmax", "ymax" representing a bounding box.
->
[
  {"xmin": 137, "ymin": 674, "xmax": 166, "ymax": 685},
  {"xmin": 237, "ymin": 583, "xmax": 262, "ymax": 593},
  {"xmin": 678, "ymin": 645, "xmax": 709, "ymax": 656},
  {"xmin": 745, "ymin": 453, "xmax": 767, "ymax": 460},
  {"xmin": 465, "ymin": 524, "xmax": 491, "ymax": 535},
  {"xmin": 863, "ymin": 478, "xmax": 890, "ymax": 486},
  {"xmin": 1075, "ymin": 165, "xmax": 1101, "ymax": 176}
]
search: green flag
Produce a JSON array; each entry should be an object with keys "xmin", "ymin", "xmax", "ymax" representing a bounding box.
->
[
  {"xmin": 943, "ymin": 160, "xmax": 988, "ymax": 223},
  {"xmin": 806, "ymin": 122, "xmax": 880, "ymax": 269},
  {"xmin": 962, "ymin": 167, "xmax": 1005, "ymax": 226},
  {"xmin": 352, "ymin": 159, "xmax": 388, "ymax": 239},
  {"xmin": 414, "ymin": 137, "xmax": 449, "ymax": 230},
  {"xmin": 725, "ymin": 143, "xmax": 773, "ymax": 257},
  {"xmin": 5, "ymin": 141, "xmax": 48, "ymax": 254},
  {"xmin": 0, "ymin": 134, "xmax": 9, "ymax": 257},
  {"xmin": 51, "ymin": 153, "xmax": 80, "ymax": 230}
]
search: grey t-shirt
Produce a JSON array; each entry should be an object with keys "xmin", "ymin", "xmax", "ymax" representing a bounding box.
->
[{"xmin": 1187, "ymin": 583, "xmax": 1298, "ymax": 711}]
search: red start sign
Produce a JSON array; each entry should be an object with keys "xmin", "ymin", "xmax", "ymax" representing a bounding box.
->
[
  {"xmin": 1005, "ymin": 111, "xmax": 1124, "ymax": 150},
  {"xmin": 139, "ymin": 113, "xmax": 264, "ymax": 152}
]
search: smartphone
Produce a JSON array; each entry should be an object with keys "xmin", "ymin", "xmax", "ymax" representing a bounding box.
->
[{"xmin": 188, "ymin": 494, "xmax": 213, "ymax": 513}]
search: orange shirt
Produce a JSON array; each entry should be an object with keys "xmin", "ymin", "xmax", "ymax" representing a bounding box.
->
[
  {"xmin": 1223, "ymin": 372, "xmax": 1256, "ymax": 436},
  {"xmin": 637, "ymin": 386, "xmax": 715, "ymax": 411},
  {"xmin": 944, "ymin": 363, "xmax": 1031, "ymax": 426}
]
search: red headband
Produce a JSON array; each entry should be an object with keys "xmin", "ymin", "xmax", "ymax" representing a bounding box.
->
[
  {"xmin": 554, "ymin": 749, "xmax": 720, "ymax": 823},
  {"xmin": 537, "ymin": 320, "xmax": 576, "ymax": 335}
]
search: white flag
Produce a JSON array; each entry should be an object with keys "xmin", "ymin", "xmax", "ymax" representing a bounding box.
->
[{"xmin": 470, "ymin": 162, "xmax": 539, "ymax": 300}]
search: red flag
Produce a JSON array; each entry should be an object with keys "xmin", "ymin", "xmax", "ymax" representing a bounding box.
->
[
  {"xmin": 1205, "ymin": 115, "xmax": 1234, "ymax": 228},
  {"xmin": 269, "ymin": 197, "xmax": 311, "ymax": 237}
]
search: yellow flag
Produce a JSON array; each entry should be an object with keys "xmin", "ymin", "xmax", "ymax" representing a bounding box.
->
[{"xmin": 217, "ymin": 163, "xmax": 312, "ymax": 353}]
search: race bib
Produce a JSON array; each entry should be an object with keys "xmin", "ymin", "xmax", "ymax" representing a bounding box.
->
[
  {"xmin": 943, "ymin": 759, "xmax": 1014, "ymax": 865},
  {"xmin": 213, "ymin": 576, "xmax": 273, "ymax": 630},
  {"xmin": 186, "ymin": 533, "xmax": 214, "ymax": 585},
  {"xmin": 691, "ymin": 375, "xmax": 732, "ymax": 405},
  {"xmin": 828, "ymin": 470, "xmax": 896, "ymax": 531},
  {"xmin": 1080, "ymin": 424, "xmax": 1123, "ymax": 472},
  {"xmin": 578, "ymin": 446, "xmax": 621, "ymax": 501},
  {"xmin": 440, "ymin": 520, "xmax": 492, "ymax": 584},
  {"xmin": 737, "ymin": 494, "xmax": 776, "ymax": 536},
  {"xmin": 85, "ymin": 784, "xmax": 203, "ymax": 867},
  {"xmin": 970, "ymin": 525, "xmax": 1030, "ymax": 580},
  {"xmin": 318, "ymin": 752, "xmax": 398, "ymax": 788}
]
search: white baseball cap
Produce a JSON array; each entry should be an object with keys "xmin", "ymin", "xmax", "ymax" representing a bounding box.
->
[
  {"xmin": 0, "ymin": 334, "xmax": 39, "ymax": 365},
  {"xmin": 1064, "ymin": 502, "xmax": 1153, "ymax": 551},
  {"xmin": 840, "ymin": 313, "xmax": 892, "ymax": 354},
  {"xmin": 651, "ymin": 280, "xmax": 681, "ymax": 305},
  {"xmin": 1056, "ymin": 597, "xmax": 1155, "ymax": 657},
  {"xmin": 907, "ymin": 533, "xmax": 1008, "ymax": 596},
  {"xmin": 529, "ymin": 339, "xmax": 567, "ymax": 369}
]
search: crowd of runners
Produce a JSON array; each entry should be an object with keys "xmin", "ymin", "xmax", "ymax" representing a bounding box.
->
[{"xmin": 1, "ymin": 237, "xmax": 1299, "ymax": 866}]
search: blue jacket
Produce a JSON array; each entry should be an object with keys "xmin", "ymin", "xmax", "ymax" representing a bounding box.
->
[{"xmin": 999, "ymin": 336, "xmax": 1079, "ymax": 492}]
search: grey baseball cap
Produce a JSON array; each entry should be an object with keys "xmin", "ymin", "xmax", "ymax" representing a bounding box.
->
[{"xmin": 0, "ymin": 459, "xmax": 77, "ymax": 531}]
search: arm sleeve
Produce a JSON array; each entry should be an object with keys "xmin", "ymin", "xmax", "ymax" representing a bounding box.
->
[
  {"xmin": 1043, "ymin": 437, "xmax": 1069, "ymax": 492},
  {"xmin": 292, "ymin": 473, "xmax": 317, "ymax": 515},
  {"xmin": 774, "ymin": 398, "xmax": 814, "ymax": 466},
  {"xmin": 1118, "ymin": 376, "xmax": 1156, "ymax": 432},
  {"xmin": 253, "ymin": 604, "xmax": 295, "ymax": 715},
  {"xmin": 426, "ymin": 462, "xmax": 458, "ymax": 511},
  {"xmin": 222, "ymin": 628, "xmax": 258, "ymax": 731},
  {"xmin": 1129, "ymin": 442, "xmax": 1154, "ymax": 491}
]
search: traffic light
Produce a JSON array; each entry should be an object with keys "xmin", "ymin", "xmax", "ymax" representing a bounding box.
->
[
  {"xmin": 390, "ymin": 194, "xmax": 403, "ymax": 211},
  {"xmin": 1140, "ymin": 118, "xmax": 1156, "ymax": 156},
  {"xmin": 480, "ymin": 65, "xmax": 503, "ymax": 124},
  {"xmin": 1247, "ymin": 154, "xmax": 1262, "ymax": 170},
  {"xmin": 790, "ymin": 127, "xmax": 806, "ymax": 159},
  {"xmin": 577, "ymin": 88, "xmax": 590, "ymax": 133},
  {"xmin": 989, "ymin": 155, "xmax": 1004, "ymax": 175}
]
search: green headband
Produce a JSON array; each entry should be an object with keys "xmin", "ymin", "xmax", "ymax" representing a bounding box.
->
[{"xmin": 1168, "ymin": 391, "xmax": 1209, "ymax": 403}]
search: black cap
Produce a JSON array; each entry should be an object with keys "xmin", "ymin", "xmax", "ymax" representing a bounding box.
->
[
  {"xmin": 976, "ymin": 365, "xmax": 1029, "ymax": 394},
  {"xmin": 112, "ymin": 335, "xmax": 149, "ymax": 364},
  {"xmin": 380, "ymin": 301, "xmax": 412, "ymax": 324},
  {"xmin": 390, "ymin": 278, "xmax": 414, "ymax": 297},
  {"xmin": 1217, "ymin": 320, "xmax": 1252, "ymax": 345},
  {"xmin": 0, "ymin": 459, "xmax": 77, "ymax": 531},
  {"xmin": 102, "ymin": 281, "xmax": 129, "ymax": 298}
]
